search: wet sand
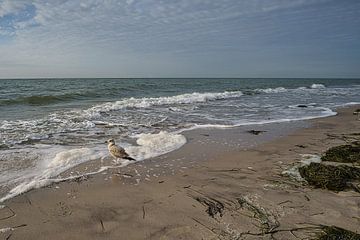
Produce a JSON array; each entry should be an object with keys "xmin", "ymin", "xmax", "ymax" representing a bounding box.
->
[{"xmin": 0, "ymin": 106, "xmax": 359, "ymax": 239}]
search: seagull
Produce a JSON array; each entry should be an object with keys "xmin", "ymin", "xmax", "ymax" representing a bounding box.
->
[{"xmin": 105, "ymin": 139, "xmax": 136, "ymax": 161}]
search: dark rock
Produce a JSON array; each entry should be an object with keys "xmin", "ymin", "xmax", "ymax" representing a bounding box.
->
[{"xmin": 297, "ymin": 105, "xmax": 308, "ymax": 108}]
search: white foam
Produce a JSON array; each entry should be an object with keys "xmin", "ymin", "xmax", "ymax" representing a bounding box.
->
[
  {"xmin": 339, "ymin": 102, "xmax": 360, "ymax": 106},
  {"xmin": 310, "ymin": 84, "xmax": 325, "ymax": 89},
  {"xmin": 176, "ymin": 124, "xmax": 234, "ymax": 133},
  {"xmin": 127, "ymin": 131, "xmax": 186, "ymax": 160},
  {"xmin": 85, "ymin": 91, "xmax": 243, "ymax": 115},
  {"xmin": 299, "ymin": 154, "xmax": 321, "ymax": 165},
  {"xmin": 0, "ymin": 131, "xmax": 186, "ymax": 203},
  {"xmin": 174, "ymin": 107, "xmax": 337, "ymax": 134},
  {"xmin": 256, "ymin": 87, "xmax": 287, "ymax": 93},
  {"xmin": 45, "ymin": 148, "xmax": 103, "ymax": 172},
  {"xmin": 0, "ymin": 147, "xmax": 106, "ymax": 203},
  {"xmin": 0, "ymin": 227, "xmax": 13, "ymax": 233},
  {"xmin": 282, "ymin": 154, "xmax": 321, "ymax": 181},
  {"xmin": 236, "ymin": 107, "xmax": 336, "ymax": 125}
]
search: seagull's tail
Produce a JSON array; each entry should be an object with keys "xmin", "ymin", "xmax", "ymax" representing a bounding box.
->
[{"xmin": 124, "ymin": 156, "xmax": 136, "ymax": 161}]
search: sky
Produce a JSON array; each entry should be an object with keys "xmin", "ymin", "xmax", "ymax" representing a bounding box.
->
[{"xmin": 0, "ymin": 0, "xmax": 359, "ymax": 78}]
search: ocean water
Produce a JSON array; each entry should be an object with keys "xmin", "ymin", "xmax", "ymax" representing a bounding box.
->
[{"xmin": 0, "ymin": 78, "xmax": 359, "ymax": 201}]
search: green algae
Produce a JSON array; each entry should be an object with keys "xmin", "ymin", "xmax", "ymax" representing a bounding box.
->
[
  {"xmin": 316, "ymin": 225, "xmax": 360, "ymax": 240},
  {"xmin": 321, "ymin": 143, "xmax": 360, "ymax": 164},
  {"xmin": 299, "ymin": 162, "xmax": 360, "ymax": 191}
]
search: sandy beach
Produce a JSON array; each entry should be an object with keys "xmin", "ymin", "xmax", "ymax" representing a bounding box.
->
[{"xmin": 0, "ymin": 105, "xmax": 359, "ymax": 240}]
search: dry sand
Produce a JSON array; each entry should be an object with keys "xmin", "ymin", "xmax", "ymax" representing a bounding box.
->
[{"xmin": 0, "ymin": 106, "xmax": 359, "ymax": 240}]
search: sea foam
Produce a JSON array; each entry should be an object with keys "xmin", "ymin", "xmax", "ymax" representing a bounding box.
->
[
  {"xmin": 0, "ymin": 131, "xmax": 186, "ymax": 202},
  {"xmin": 85, "ymin": 91, "xmax": 243, "ymax": 115},
  {"xmin": 127, "ymin": 131, "xmax": 186, "ymax": 160},
  {"xmin": 255, "ymin": 87, "xmax": 287, "ymax": 93},
  {"xmin": 282, "ymin": 154, "xmax": 321, "ymax": 181},
  {"xmin": 310, "ymin": 83, "xmax": 325, "ymax": 89},
  {"xmin": 0, "ymin": 147, "xmax": 104, "ymax": 202}
]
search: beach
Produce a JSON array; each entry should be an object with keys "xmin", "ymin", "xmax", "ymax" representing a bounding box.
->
[
  {"xmin": 0, "ymin": 105, "xmax": 359, "ymax": 239},
  {"xmin": 2, "ymin": 0, "xmax": 360, "ymax": 238}
]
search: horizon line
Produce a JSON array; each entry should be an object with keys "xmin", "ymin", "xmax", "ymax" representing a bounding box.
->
[{"xmin": 1, "ymin": 77, "xmax": 360, "ymax": 80}]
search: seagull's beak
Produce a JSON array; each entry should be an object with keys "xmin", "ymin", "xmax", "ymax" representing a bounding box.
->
[{"xmin": 104, "ymin": 140, "xmax": 108, "ymax": 143}]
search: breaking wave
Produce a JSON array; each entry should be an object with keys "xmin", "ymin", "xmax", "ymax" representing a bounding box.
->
[
  {"xmin": 0, "ymin": 131, "xmax": 186, "ymax": 202},
  {"xmin": 86, "ymin": 91, "xmax": 244, "ymax": 114},
  {"xmin": 310, "ymin": 83, "xmax": 325, "ymax": 89}
]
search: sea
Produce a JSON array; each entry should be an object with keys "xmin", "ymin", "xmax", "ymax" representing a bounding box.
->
[{"xmin": 0, "ymin": 78, "xmax": 359, "ymax": 202}]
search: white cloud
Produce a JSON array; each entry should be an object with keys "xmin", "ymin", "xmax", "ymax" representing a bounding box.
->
[
  {"xmin": 0, "ymin": 0, "xmax": 359, "ymax": 78},
  {"xmin": 126, "ymin": 0, "xmax": 135, "ymax": 5},
  {"xmin": 0, "ymin": 0, "xmax": 28, "ymax": 17}
]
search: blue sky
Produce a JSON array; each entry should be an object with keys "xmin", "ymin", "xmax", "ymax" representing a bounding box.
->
[{"xmin": 0, "ymin": 0, "xmax": 359, "ymax": 78}]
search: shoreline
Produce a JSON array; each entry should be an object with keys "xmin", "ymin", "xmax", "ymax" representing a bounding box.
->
[{"xmin": 0, "ymin": 105, "xmax": 359, "ymax": 239}]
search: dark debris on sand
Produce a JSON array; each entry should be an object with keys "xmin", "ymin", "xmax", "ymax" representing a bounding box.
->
[
  {"xmin": 321, "ymin": 142, "xmax": 360, "ymax": 164},
  {"xmin": 297, "ymin": 141, "xmax": 360, "ymax": 192},
  {"xmin": 194, "ymin": 196, "xmax": 224, "ymax": 218},
  {"xmin": 299, "ymin": 163, "xmax": 360, "ymax": 192},
  {"xmin": 247, "ymin": 130, "xmax": 267, "ymax": 135},
  {"xmin": 316, "ymin": 225, "xmax": 360, "ymax": 240}
]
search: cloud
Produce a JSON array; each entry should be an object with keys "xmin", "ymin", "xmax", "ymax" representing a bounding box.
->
[
  {"xmin": 0, "ymin": 0, "xmax": 28, "ymax": 17},
  {"xmin": 0, "ymin": 0, "xmax": 359, "ymax": 78},
  {"xmin": 2, "ymin": 0, "xmax": 316, "ymax": 51}
]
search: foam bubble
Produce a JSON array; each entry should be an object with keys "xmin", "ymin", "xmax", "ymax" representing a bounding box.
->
[
  {"xmin": 0, "ymin": 147, "xmax": 106, "ymax": 202},
  {"xmin": 46, "ymin": 148, "xmax": 102, "ymax": 171},
  {"xmin": 127, "ymin": 131, "xmax": 186, "ymax": 160},
  {"xmin": 299, "ymin": 154, "xmax": 321, "ymax": 165},
  {"xmin": 0, "ymin": 131, "xmax": 186, "ymax": 202},
  {"xmin": 86, "ymin": 91, "xmax": 243, "ymax": 115},
  {"xmin": 233, "ymin": 107, "xmax": 336, "ymax": 126},
  {"xmin": 173, "ymin": 107, "xmax": 337, "ymax": 133},
  {"xmin": 0, "ymin": 227, "xmax": 13, "ymax": 233},
  {"xmin": 310, "ymin": 84, "xmax": 325, "ymax": 89},
  {"xmin": 255, "ymin": 87, "xmax": 287, "ymax": 94},
  {"xmin": 339, "ymin": 102, "xmax": 360, "ymax": 106},
  {"xmin": 282, "ymin": 154, "xmax": 321, "ymax": 181}
]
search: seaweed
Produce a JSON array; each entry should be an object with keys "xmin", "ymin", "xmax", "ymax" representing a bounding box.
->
[
  {"xmin": 299, "ymin": 162, "xmax": 360, "ymax": 191},
  {"xmin": 239, "ymin": 224, "xmax": 360, "ymax": 239},
  {"xmin": 195, "ymin": 196, "xmax": 224, "ymax": 218},
  {"xmin": 247, "ymin": 130, "xmax": 267, "ymax": 135},
  {"xmin": 237, "ymin": 197, "xmax": 279, "ymax": 233},
  {"xmin": 316, "ymin": 225, "xmax": 360, "ymax": 240},
  {"xmin": 0, "ymin": 145, "xmax": 9, "ymax": 150},
  {"xmin": 321, "ymin": 143, "xmax": 360, "ymax": 163}
]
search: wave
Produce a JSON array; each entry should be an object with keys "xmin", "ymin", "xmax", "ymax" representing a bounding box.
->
[
  {"xmin": 0, "ymin": 131, "xmax": 186, "ymax": 202},
  {"xmin": 127, "ymin": 131, "xmax": 186, "ymax": 160},
  {"xmin": 0, "ymin": 147, "xmax": 103, "ymax": 202},
  {"xmin": 250, "ymin": 83, "xmax": 327, "ymax": 95},
  {"xmin": 0, "ymin": 95, "xmax": 65, "ymax": 106},
  {"xmin": 310, "ymin": 83, "xmax": 325, "ymax": 89},
  {"xmin": 175, "ymin": 107, "xmax": 337, "ymax": 133},
  {"xmin": 0, "ymin": 91, "xmax": 100, "ymax": 106},
  {"xmin": 86, "ymin": 91, "xmax": 244, "ymax": 114},
  {"xmin": 255, "ymin": 87, "xmax": 287, "ymax": 94}
]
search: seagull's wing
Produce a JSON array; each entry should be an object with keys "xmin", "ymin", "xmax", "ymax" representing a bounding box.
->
[{"xmin": 110, "ymin": 145, "xmax": 129, "ymax": 158}]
